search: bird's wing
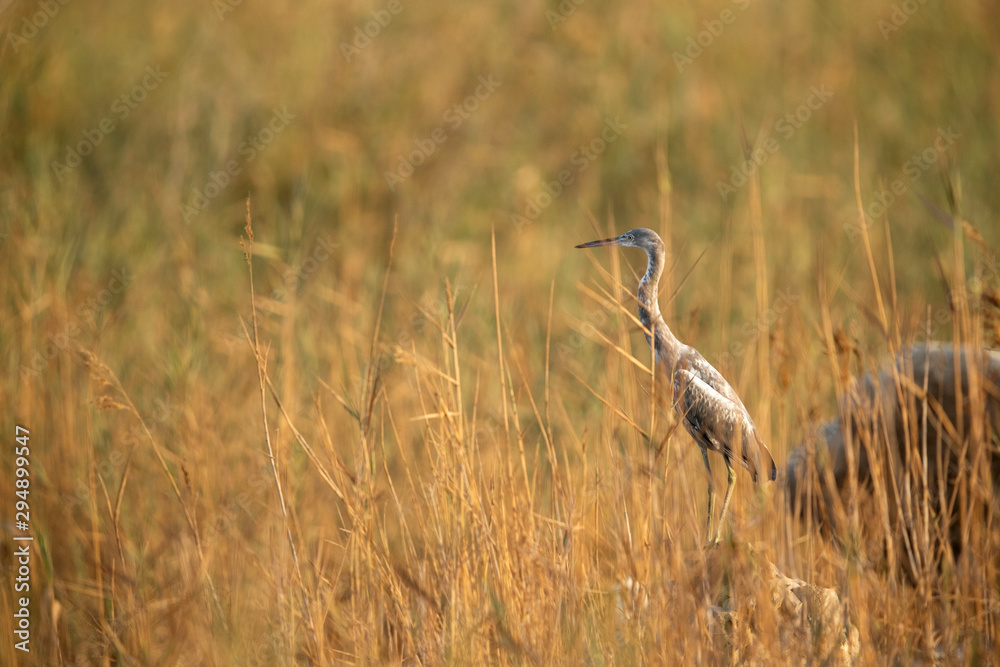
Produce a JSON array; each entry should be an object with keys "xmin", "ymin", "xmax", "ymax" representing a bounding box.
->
[
  {"xmin": 673, "ymin": 367, "xmax": 776, "ymax": 482},
  {"xmin": 681, "ymin": 352, "xmax": 752, "ymax": 413}
]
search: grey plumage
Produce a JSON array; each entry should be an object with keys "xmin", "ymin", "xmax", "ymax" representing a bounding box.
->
[
  {"xmin": 576, "ymin": 227, "xmax": 776, "ymax": 546},
  {"xmin": 674, "ymin": 368, "xmax": 774, "ymax": 484}
]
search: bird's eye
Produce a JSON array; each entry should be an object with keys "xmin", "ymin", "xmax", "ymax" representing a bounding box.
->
[{"xmin": 627, "ymin": 235, "xmax": 634, "ymax": 242}]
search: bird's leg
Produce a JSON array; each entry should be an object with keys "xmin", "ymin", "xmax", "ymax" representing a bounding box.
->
[
  {"xmin": 700, "ymin": 447, "xmax": 715, "ymax": 548},
  {"xmin": 711, "ymin": 456, "xmax": 738, "ymax": 547}
]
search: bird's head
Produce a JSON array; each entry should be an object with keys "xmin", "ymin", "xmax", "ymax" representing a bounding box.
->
[{"xmin": 575, "ymin": 228, "xmax": 663, "ymax": 253}]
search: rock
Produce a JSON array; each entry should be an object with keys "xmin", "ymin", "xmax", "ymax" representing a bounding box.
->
[
  {"xmin": 704, "ymin": 547, "xmax": 860, "ymax": 665},
  {"xmin": 766, "ymin": 561, "xmax": 860, "ymax": 666}
]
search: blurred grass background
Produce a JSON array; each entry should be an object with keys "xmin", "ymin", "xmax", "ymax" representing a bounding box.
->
[{"xmin": 2, "ymin": 0, "xmax": 999, "ymax": 663}]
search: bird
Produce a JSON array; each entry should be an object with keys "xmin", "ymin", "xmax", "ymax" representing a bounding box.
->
[{"xmin": 575, "ymin": 228, "xmax": 777, "ymax": 547}]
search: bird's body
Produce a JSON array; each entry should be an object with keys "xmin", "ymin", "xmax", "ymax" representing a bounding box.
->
[{"xmin": 576, "ymin": 228, "xmax": 776, "ymax": 546}]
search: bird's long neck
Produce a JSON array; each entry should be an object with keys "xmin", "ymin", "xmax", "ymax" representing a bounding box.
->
[{"xmin": 638, "ymin": 239, "xmax": 681, "ymax": 370}]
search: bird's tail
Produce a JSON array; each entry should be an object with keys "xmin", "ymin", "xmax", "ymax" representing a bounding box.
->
[{"xmin": 754, "ymin": 431, "xmax": 778, "ymax": 483}]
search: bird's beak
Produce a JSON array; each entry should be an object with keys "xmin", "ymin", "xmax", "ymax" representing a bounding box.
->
[{"xmin": 574, "ymin": 236, "xmax": 621, "ymax": 249}]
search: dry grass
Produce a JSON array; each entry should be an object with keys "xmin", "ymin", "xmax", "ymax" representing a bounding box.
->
[{"xmin": 2, "ymin": 0, "xmax": 999, "ymax": 664}]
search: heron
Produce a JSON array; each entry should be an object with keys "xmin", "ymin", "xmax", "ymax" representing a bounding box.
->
[{"xmin": 576, "ymin": 228, "xmax": 777, "ymax": 547}]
